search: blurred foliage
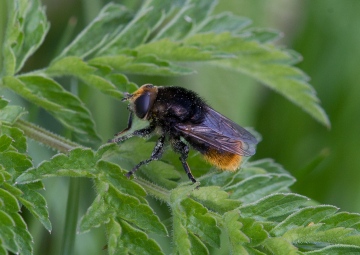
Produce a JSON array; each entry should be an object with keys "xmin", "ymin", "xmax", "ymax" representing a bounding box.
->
[
  {"xmin": 228, "ymin": 0, "xmax": 360, "ymax": 213},
  {"xmin": 1, "ymin": 0, "xmax": 359, "ymax": 254},
  {"xmin": 194, "ymin": 0, "xmax": 360, "ymax": 212}
]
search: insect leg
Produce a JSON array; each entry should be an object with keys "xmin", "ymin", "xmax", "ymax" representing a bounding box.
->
[
  {"xmin": 171, "ymin": 137, "xmax": 197, "ymax": 183},
  {"xmin": 116, "ymin": 112, "xmax": 134, "ymax": 136},
  {"xmin": 108, "ymin": 123, "xmax": 155, "ymax": 143},
  {"xmin": 125, "ymin": 135, "xmax": 166, "ymax": 179}
]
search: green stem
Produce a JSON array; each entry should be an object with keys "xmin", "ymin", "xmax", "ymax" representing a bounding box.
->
[
  {"xmin": 14, "ymin": 119, "xmax": 81, "ymax": 153},
  {"xmin": 60, "ymin": 178, "xmax": 81, "ymax": 255},
  {"xmin": 135, "ymin": 178, "xmax": 170, "ymax": 203},
  {"xmin": 59, "ymin": 80, "xmax": 81, "ymax": 255}
]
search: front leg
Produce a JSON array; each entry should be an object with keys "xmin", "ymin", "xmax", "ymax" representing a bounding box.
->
[
  {"xmin": 108, "ymin": 110, "xmax": 155, "ymax": 143},
  {"xmin": 114, "ymin": 111, "xmax": 134, "ymax": 137},
  {"xmin": 126, "ymin": 135, "xmax": 166, "ymax": 179},
  {"xmin": 108, "ymin": 124, "xmax": 155, "ymax": 143}
]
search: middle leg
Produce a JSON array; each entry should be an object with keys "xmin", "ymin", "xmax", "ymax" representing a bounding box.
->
[{"xmin": 125, "ymin": 135, "xmax": 166, "ymax": 179}]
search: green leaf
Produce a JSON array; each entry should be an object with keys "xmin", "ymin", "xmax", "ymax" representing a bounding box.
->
[
  {"xmin": 321, "ymin": 212, "xmax": 360, "ymax": 230},
  {"xmin": 226, "ymin": 173, "xmax": 296, "ymax": 203},
  {"xmin": 172, "ymin": 214, "xmax": 193, "ymax": 255},
  {"xmin": 17, "ymin": 185, "xmax": 51, "ymax": 232},
  {"xmin": 1, "ymin": 0, "xmax": 49, "ymax": 76},
  {"xmin": 1, "ymin": 1, "xmax": 345, "ymax": 254},
  {"xmin": 121, "ymin": 0, "xmax": 329, "ymax": 126},
  {"xmin": 0, "ymin": 167, "xmax": 12, "ymax": 184},
  {"xmin": 0, "ymin": 211, "xmax": 33, "ymax": 255},
  {"xmin": 223, "ymin": 210, "xmax": 250, "ymax": 254},
  {"xmin": 0, "ymin": 104, "xmax": 27, "ymax": 124},
  {"xmin": 153, "ymin": 0, "xmax": 217, "ymax": 41},
  {"xmin": 0, "ymin": 131, "xmax": 50, "ymax": 238},
  {"xmin": 2, "ymin": 75, "xmax": 101, "ymax": 145},
  {"xmin": 243, "ymin": 28, "xmax": 281, "ymax": 44},
  {"xmin": 240, "ymin": 193, "xmax": 311, "ymax": 222},
  {"xmin": 141, "ymin": 160, "xmax": 181, "ymax": 190},
  {"xmin": 98, "ymin": 1, "xmax": 175, "ymax": 55},
  {"xmin": 1, "ymin": 0, "xmax": 24, "ymax": 76},
  {"xmin": 262, "ymin": 237, "xmax": 298, "ymax": 255},
  {"xmin": 246, "ymin": 158, "xmax": 288, "ymax": 174},
  {"xmin": 103, "ymin": 138, "xmax": 181, "ymax": 189},
  {"xmin": 187, "ymin": 232, "xmax": 209, "ymax": 255},
  {"xmin": 171, "ymin": 185, "xmax": 219, "ymax": 253},
  {"xmin": 0, "ymin": 223, "xmax": 18, "ymax": 253},
  {"xmin": 0, "ymin": 96, "xmax": 26, "ymax": 124},
  {"xmin": 104, "ymin": 73, "xmax": 138, "ymax": 93},
  {"xmin": 56, "ymin": 3, "xmax": 133, "ymax": 59},
  {"xmin": 271, "ymin": 206, "xmax": 339, "ymax": 236},
  {"xmin": 51, "ymin": 0, "xmax": 329, "ymax": 126},
  {"xmin": 0, "ymin": 210, "xmax": 15, "ymax": 227},
  {"xmin": 199, "ymin": 170, "xmax": 236, "ymax": 187},
  {"xmin": 304, "ymin": 245, "xmax": 360, "ymax": 254},
  {"xmin": 79, "ymin": 194, "xmax": 112, "ymax": 233},
  {"xmin": 239, "ymin": 216, "xmax": 269, "ymax": 247},
  {"xmin": 104, "ymin": 184, "xmax": 167, "ymax": 236},
  {"xmin": 89, "ymin": 54, "xmax": 194, "ymax": 76},
  {"xmin": 0, "ymin": 242, "xmax": 6, "ymax": 255},
  {"xmin": 106, "ymin": 218, "xmax": 122, "ymax": 255},
  {"xmin": 106, "ymin": 218, "xmax": 164, "ymax": 255},
  {"xmin": 0, "ymin": 125, "xmax": 27, "ymax": 153},
  {"xmin": 191, "ymin": 186, "xmax": 241, "ymax": 214},
  {"xmin": 139, "ymin": 28, "xmax": 329, "ymax": 126},
  {"xmin": 0, "ymin": 135, "xmax": 12, "ymax": 152},
  {"xmin": 46, "ymin": 56, "xmax": 136, "ymax": 100},
  {"xmin": 186, "ymin": 32, "xmax": 330, "ymax": 127},
  {"xmin": 135, "ymin": 38, "xmax": 231, "ymax": 62},
  {"xmin": 282, "ymin": 224, "xmax": 360, "ymax": 247},
  {"xmin": 80, "ymin": 161, "xmax": 166, "ymax": 234},
  {"xmin": 16, "ymin": 148, "xmax": 98, "ymax": 183},
  {"xmin": 180, "ymin": 198, "xmax": 221, "ymax": 248},
  {"xmin": 8, "ymin": 212, "xmax": 33, "ymax": 255},
  {"xmin": 198, "ymin": 12, "xmax": 251, "ymax": 34},
  {"xmin": 97, "ymin": 160, "xmax": 148, "ymax": 202},
  {"xmin": 0, "ymin": 125, "xmax": 34, "ymax": 210},
  {"xmin": 215, "ymin": 34, "xmax": 330, "ymax": 126},
  {"xmin": 14, "ymin": 0, "xmax": 49, "ymax": 73},
  {"xmin": 0, "ymin": 150, "xmax": 33, "ymax": 176},
  {"xmin": 0, "ymin": 98, "xmax": 9, "ymax": 109},
  {"xmin": 47, "ymin": 56, "xmax": 97, "ymax": 76}
]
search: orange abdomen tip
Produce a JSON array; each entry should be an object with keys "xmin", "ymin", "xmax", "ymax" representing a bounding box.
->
[{"xmin": 203, "ymin": 148, "xmax": 242, "ymax": 171}]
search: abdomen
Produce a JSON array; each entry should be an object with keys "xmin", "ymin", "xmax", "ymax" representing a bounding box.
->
[
  {"xmin": 186, "ymin": 138, "xmax": 242, "ymax": 171},
  {"xmin": 203, "ymin": 148, "xmax": 242, "ymax": 171}
]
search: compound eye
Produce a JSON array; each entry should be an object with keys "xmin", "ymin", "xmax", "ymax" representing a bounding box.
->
[{"xmin": 135, "ymin": 92, "xmax": 151, "ymax": 119}]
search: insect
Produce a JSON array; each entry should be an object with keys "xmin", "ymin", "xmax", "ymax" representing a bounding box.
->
[{"xmin": 109, "ymin": 84, "xmax": 258, "ymax": 183}]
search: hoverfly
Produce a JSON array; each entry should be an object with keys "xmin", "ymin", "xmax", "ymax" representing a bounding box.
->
[{"xmin": 109, "ymin": 84, "xmax": 258, "ymax": 183}]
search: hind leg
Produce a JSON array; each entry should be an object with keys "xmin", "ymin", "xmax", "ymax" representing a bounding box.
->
[{"xmin": 171, "ymin": 137, "xmax": 197, "ymax": 183}]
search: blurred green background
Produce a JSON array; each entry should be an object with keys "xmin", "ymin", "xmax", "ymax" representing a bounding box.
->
[{"xmin": 3, "ymin": 0, "xmax": 360, "ymax": 254}]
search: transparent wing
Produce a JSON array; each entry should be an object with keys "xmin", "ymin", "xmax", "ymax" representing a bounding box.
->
[{"xmin": 174, "ymin": 106, "xmax": 258, "ymax": 156}]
